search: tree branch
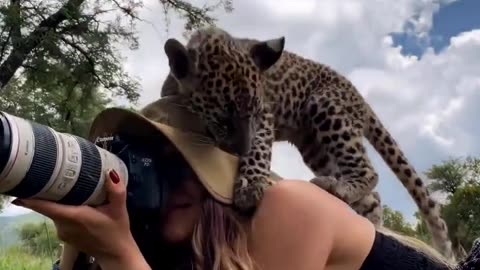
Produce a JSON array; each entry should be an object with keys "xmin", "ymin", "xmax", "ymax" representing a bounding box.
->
[
  {"xmin": 0, "ymin": 0, "xmax": 87, "ymax": 89},
  {"xmin": 9, "ymin": 0, "xmax": 23, "ymax": 49},
  {"xmin": 60, "ymin": 36, "xmax": 95, "ymax": 69},
  {"xmin": 111, "ymin": 0, "xmax": 138, "ymax": 19},
  {"xmin": 161, "ymin": 0, "xmax": 212, "ymax": 25},
  {"xmin": 60, "ymin": 36, "xmax": 110, "ymax": 90}
]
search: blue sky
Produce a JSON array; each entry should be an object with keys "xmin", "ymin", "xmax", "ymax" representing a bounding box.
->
[
  {"xmin": 2, "ymin": 0, "xmax": 480, "ymax": 229},
  {"xmin": 392, "ymin": 0, "xmax": 480, "ymax": 57}
]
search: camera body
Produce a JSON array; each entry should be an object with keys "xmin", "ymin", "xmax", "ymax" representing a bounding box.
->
[
  {"xmin": 94, "ymin": 134, "xmax": 170, "ymax": 217},
  {"xmin": 0, "ymin": 111, "xmax": 171, "ymax": 216}
]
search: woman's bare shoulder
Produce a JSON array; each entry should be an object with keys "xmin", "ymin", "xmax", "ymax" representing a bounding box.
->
[
  {"xmin": 248, "ymin": 179, "xmax": 377, "ymax": 270},
  {"xmin": 247, "ymin": 180, "xmax": 343, "ymax": 269},
  {"xmin": 257, "ymin": 179, "xmax": 353, "ymax": 218}
]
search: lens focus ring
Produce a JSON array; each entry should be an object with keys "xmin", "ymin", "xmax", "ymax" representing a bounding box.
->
[{"xmin": 58, "ymin": 135, "xmax": 102, "ymax": 205}]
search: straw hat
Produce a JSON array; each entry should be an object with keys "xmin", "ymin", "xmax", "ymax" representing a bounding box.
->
[{"xmin": 88, "ymin": 96, "xmax": 283, "ymax": 204}]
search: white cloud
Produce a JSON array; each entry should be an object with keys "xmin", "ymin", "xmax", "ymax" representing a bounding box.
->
[{"xmin": 4, "ymin": 0, "xmax": 480, "ymax": 226}]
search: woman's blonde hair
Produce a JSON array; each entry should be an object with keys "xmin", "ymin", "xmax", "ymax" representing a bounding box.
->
[{"xmin": 191, "ymin": 196, "xmax": 257, "ymax": 270}]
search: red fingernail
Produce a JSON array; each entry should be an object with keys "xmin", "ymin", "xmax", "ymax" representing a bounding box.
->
[
  {"xmin": 12, "ymin": 199, "xmax": 24, "ymax": 206},
  {"xmin": 110, "ymin": 169, "xmax": 120, "ymax": 184}
]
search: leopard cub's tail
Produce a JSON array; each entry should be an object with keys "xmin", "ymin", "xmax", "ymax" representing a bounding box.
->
[{"xmin": 363, "ymin": 106, "xmax": 454, "ymax": 260}]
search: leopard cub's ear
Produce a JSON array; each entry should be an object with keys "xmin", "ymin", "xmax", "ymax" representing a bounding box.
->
[
  {"xmin": 249, "ymin": 36, "xmax": 285, "ymax": 71},
  {"xmin": 164, "ymin": 38, "xmax": 193, "ymax": 79},
  {"xmin": 164, "ymin": 39, "xmax": 198, "ymax": 95}
]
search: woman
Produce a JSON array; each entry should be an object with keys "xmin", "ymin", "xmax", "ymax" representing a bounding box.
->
[{"xmin": 10, "ymin": 106, "xmax": 480, "ymax": 270}]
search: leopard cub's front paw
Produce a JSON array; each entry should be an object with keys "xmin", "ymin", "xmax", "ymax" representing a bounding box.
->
[
  {"xmin": 310, "ymin": 176, "xmax": 337, "ymax": 192},
  {"xmin": 233, "ymin": 175, "xmax": 272, "ymax": 213}
]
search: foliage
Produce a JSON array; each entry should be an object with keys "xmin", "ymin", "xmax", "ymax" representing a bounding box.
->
[
  {"xmin": 0, "ymin": 77, "xmax": 111, "ymax": 137},
  {"xmin": 0, "ymin": 0, "xmax": 234, "ymax": 92},
  {"xmin": 425, "ymin": 156, "xmax": 480, "ymax": 196},
  {"xmin": 412, "ymin": 211, "xmax": 432, "ymax": 245},
  {"xmin": 382, "ymin": 205, "xmax": 417, "ymax": 237},
  {"xmin": 424, "ymin": 156, "xmax": 480, "ymax": 256},
  {"xmin": 0, "ymin": 245, "xmax": 52, "ymax": 270},
  {"xmin": 17, "ymin": 221, "xmax": 60, "ymax": 257},
  {"xmin": 0, "ymin": 0, "xmax": 139, "ymax": 99},
  {"xmin": 442, "ymin": 183, "xmax": 480, "ymax": 253},
  {"xmin": 158, "ymin": 0, "xmax": 233, "ymax": 38}
]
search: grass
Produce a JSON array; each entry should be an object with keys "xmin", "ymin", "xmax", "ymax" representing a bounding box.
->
[{"xmin": 0, "ymin": 246, "xmax": 55, "ymax": 270}]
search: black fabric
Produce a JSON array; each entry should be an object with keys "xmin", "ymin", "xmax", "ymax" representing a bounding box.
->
[
  {"xmin": 359, "ymin": 231, "xmax": 451, "ymax": 270},
  {"xmin": 454, "ymin": 238, "xmax": 480, "ymax": 270}
]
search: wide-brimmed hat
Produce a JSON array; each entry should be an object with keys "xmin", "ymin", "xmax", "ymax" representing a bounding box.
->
[{"xmin": 88, "ymin": 96, "xmax": 283, "ymax": 204}]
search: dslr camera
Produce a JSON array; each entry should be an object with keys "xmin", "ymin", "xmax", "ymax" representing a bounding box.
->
[{"xmin": 0, "ymin": 111, "xmax": 171, "ymax": 217}]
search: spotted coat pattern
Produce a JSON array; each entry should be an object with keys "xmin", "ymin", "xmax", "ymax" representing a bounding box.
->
[{"xmin": 160, "ymin": 26, "xmax": 453, "ymax": 260}]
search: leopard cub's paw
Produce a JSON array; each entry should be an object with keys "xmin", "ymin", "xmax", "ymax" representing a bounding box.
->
[
  {"xmin": 310, "ymin": 176, "xmax": 337, "ymax": 192},
  {"xmin": 233, "ymin": 175, "xmax": 272, "ymax": 213}
]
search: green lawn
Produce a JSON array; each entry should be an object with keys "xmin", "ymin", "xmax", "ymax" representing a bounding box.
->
[{"xmin": 0, "ymin": 246, "xmax": 54, "ymax": 270}]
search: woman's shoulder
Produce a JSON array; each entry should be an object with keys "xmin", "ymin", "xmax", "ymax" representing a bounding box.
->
[
  {"xmin": 247, "ymin": 179, "xmax": 376, "ymax": 270},
  {"xmin": 247, "ymin": 180, "xmax": 340, "ymax": 269},
  {"xmin": 256, "ymin": 179, "xmax": 351, "ymax": 218}
]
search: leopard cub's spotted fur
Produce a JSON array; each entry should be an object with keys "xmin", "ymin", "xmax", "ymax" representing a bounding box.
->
[{"xmin": 160, "ymin": 26, "xmax": 454, "ymax": 259}]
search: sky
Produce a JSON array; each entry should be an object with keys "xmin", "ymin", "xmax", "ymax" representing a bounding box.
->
[{"xmin": 2, "ymin": 0, "xmax": 480, "ymax": 225}]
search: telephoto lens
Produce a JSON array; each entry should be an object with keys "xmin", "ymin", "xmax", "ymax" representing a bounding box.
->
[{"xmin": 0, "ymin": 111, "xmax": 128, "ymax": 206}]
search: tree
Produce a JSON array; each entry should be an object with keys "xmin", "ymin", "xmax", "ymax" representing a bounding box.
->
[
  {"xmin": 424, "ymin": 156, "xmax": 480, "ymax": 256},
  {"xmin": 425, "ymin": 156, "xmax": 480, "ymax": 197},
  {"xmin": 442, "ymin": 184, "xmax": 480, "ymax": 254},
  {"xmin": 382, "ymin": 205, "xmax": 417, "ymax": 237},
  {"xmin": 425, "ymin": 158, "xmax": 466, "ymax": 196},
  {"xmin": 0, "ymin": 0, "xmax": 234, "ymax": 91},
  {"xmin": 0, "ymin": 76, "xmax": 111, "ymax": 137}
]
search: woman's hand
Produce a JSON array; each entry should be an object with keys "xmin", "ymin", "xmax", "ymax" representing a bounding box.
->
[{"xmin": 12, "ymin": 169, "xmax": 151, "ymax": 270}]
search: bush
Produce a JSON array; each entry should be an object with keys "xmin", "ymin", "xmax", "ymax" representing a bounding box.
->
[{"xmin": 17, "ymin": 222, "xmax": 60, "ymax": 257}]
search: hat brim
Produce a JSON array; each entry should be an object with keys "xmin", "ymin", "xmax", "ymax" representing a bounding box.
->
[{"xmin": 88, "ymin": 106, "xmax": 238, "ymax": 204}]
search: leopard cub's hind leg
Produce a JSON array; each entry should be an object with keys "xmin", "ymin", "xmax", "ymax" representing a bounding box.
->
[
  {"xmin": 294, "ymin": 93, "xmax": 384, "ymax": 226},
  {"xmin": 294, "ymin": 130, "xmax": 340, "ymax": 192},
  {"xmin": 305, "ymin": 93, "xmax": 379, "ymax": 204},
  {"xmin": 350, "ymin": 191, "xmax": 383, "ymax": 227}
]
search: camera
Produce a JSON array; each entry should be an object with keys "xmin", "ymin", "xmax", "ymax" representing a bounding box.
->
[{"xmin": 0, "ymin": 111, "xmax": 170, "ymax": 216}]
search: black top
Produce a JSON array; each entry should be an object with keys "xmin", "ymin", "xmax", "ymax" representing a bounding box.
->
[{"xmin": 359, "ymin": 231, "xmax": 451, "ymax": 270}]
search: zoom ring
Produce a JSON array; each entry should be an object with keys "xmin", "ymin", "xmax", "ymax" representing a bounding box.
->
[
  {"xmin": 58, "ymin": 136, "xmax": 102, "ymax": 205},
  {"xmin": 6, "ymin": 122, "xmax": 57, "ymax": 198}
]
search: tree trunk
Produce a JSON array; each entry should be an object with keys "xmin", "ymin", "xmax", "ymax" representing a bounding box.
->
[{"xmin": 0, "ymin": 0, "xmax": 86, "ymax": 89}]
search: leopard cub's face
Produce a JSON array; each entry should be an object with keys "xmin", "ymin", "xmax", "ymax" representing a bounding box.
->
[{"xmin": 163, "ymin": 29, "xmax": 285, "ymax": 156}]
